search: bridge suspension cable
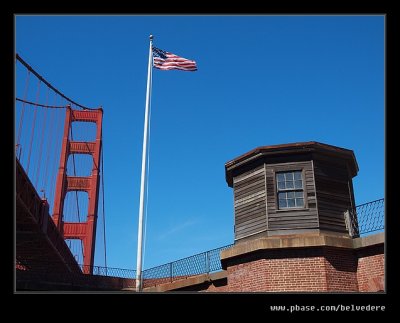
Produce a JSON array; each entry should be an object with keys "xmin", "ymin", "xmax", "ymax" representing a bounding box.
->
[
  {"xmin": 16, "ymin": 69, "xmax": 30, "ymax": 148},
  {"xmin": 15, "ymin": 53, "xmax": 107, "ymax": 270},
  {"xmin": 101, "ymin": 147, "xmax": 107, "ymax": 270},
  {"xmin": 26, "ymin": 80, "xmax": 41, "ymax": 174},
  {"xmin": 16, "ymin": 97, "xmax": 66, "ymax": 109},
  {"xmin": 15, "ymin": 53, "xmax": 97, "ymax": 110}
]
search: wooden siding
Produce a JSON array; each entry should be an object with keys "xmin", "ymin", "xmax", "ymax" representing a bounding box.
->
[
  {"xmin": 265, "ymin": 161, "xmax": 319, "ymax": 230},
  {"xmin": 233, "ymin": 165, "xmax": 267, "ymax": 240},
  {"xmin": 313, "ymin": 157, "xmax": 353, "ymax": 233}
]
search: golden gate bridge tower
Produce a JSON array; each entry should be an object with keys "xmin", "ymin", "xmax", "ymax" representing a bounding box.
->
[
  {"xmin": 52, "ymin": 107, "xmax": 103, "ymax": 273},
  {"xmin": 15, "ymin": 53, "xmax": 105, "ymax": 278}
]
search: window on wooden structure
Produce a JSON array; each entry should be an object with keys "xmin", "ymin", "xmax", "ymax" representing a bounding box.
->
[{"xmin": 276, "ymin": 171, "xmax": 304, "ymax": 209}]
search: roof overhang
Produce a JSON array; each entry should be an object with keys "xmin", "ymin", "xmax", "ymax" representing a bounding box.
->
[{"xmin": 225, "ymin": 141, "xmax": 359, "ymax": 187}]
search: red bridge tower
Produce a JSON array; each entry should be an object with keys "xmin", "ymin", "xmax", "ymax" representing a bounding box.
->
[{"xmin": 53, "ymin": 106, "xmax": 103, "ymax": 273}]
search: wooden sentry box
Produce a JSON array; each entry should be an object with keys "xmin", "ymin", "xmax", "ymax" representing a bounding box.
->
[{"xmin": 225, "ymin": 142, "xmax": 359, "ymax": 242}]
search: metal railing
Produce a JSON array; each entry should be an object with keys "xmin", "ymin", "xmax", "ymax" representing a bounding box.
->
[
  {"xmin": 79, "ymin": 265, "xmax": 136, "ymax": 278},
  {"xmin": 346, "ymin": 198, "xmax": 384, "ymax": 237},
  {"xmin": 140, "ymin": 198, "xmax": 385, "ymax": 287},
  {"xmin": 141, "ymin": 244, "xmax": 233, "ymax": 288},
  {"xmin": 16, "ymin": 244, "xmax": 233, "ymax": 290}
]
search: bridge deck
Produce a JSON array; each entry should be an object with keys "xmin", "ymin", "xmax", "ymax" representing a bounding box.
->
[
  {"xmin": 16, "ymin": 159, "xmax": 136, "ymax": 291},
  {"xmin": 16, "ymin": 159, "xmax": 81, "ymax": 274}
]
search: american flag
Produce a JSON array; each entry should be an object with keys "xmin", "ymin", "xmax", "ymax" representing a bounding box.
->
[{"xmin": 152, "ymin": 46, "xmax": 197, "ymax": 71}]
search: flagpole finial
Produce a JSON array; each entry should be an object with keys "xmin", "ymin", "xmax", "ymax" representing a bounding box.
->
[{"xmin": 149, "ymin": 34, "xmax": 153, "ymax": 41}]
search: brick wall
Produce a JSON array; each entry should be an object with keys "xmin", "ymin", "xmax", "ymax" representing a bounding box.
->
[
  {"xmin": 356, "ymin": 244, "xmax": 384, "ymax": 292},
  {"xmin": 146, "ymin": 236, "xmax": 384, "ymax": 293},
  {"xmin": 207, "ymin": 248, "xmax": 328, "ymax": 292},
  {"xmin": 324, "ymin": 247, "xmax": 358, "ymax": 291},
  {"xmin": 200, "ymin": 245, "xmax": 383, "ymax": 293}
]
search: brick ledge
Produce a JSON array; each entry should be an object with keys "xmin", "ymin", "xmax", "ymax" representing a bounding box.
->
[{"xmin": 221, "ymin": 232, "xmax": 384, "ymax": 263}]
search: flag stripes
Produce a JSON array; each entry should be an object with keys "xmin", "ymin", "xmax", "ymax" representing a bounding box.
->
[{"xmin": 152, "ymin": 46, "xmax": 197, "ymax": 71}]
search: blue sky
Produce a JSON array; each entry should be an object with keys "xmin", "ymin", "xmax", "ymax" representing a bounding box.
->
[{"xmin": 15, "ymin": 15, "xmax": 384, "ymax": 270}]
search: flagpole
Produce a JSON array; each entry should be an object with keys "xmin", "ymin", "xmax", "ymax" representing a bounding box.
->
[{"xmin": 136, "ymin": 34, "xmax": 153, "ymax": 292}]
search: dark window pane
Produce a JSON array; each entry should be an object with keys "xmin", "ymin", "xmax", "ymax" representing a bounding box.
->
[
  {"xmin": 279, "ymin": 199, "xmax": 287, "ymax": 208},
  {"xmin": 277, "ymin": 181, "xmax": 286, "ymax": 190},
  {"xmin": 277, "ymin": 171, "xmax": 306, "ymax": 209},
  {"xmin": 285, "ymin": 172, "xmax": 294, "ymax": 181},
  {"xmin": 295, "ymin": 180, "xmax": 303, "ymax": 189},
  {"xmin": 287, "ymin": 199, "xmax": 295, "ymax": 207},
  {"xmin": 296, "ymin": 198, "xmax": 304, "ymax": 207},
  {"xmin": 277, "ymin": 173, "xmax": 285, "ymax": 182},
  {"xmin": 294, "ymin": 171, "xmax": 302, "ymax": 180},
  {"xmin": 295, "ymin": 191, "xmax": 303, "ymax": 198}
]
